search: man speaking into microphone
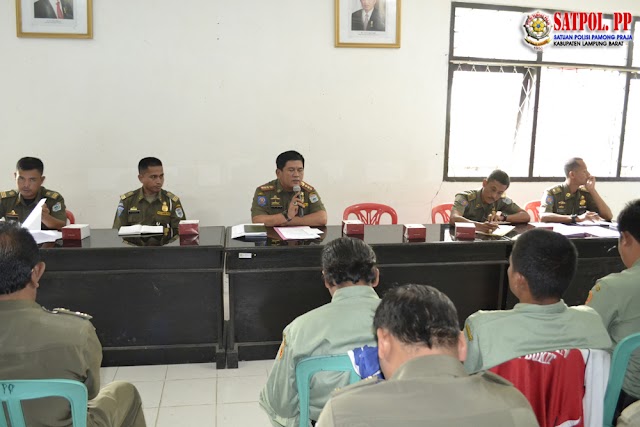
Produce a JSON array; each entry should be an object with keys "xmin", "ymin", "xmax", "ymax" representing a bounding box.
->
[{"xmin": 251, "ymin": 151, "xmax": 327, "ymax": 227}]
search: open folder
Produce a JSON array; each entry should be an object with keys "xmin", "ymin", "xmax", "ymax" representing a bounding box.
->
[
  {"xmin": 22, "ymin": 199, "xmax": 62, "ymax": 244},
  {"xmin": 118, "ymin": 225, "xmax": 164, "ymax": 236}
]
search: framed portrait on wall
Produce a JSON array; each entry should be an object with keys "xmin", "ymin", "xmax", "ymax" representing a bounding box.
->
[
  {"xmin": 16, "ymin": 0, "xmax": 93, "ymax": 39},
  {"xmin": 335, "ymin": 0, "xmax": 401, "ymax": 48}
]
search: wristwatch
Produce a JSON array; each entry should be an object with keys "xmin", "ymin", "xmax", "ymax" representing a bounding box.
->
[
  {"xmin": 282, "ymin": 211, "xmax": 292, "ymax": 222},
  {"xmin": 500, "ymin": 213, "xmax": 507, "ymax": 222},
  {"xmin": 571, "ymin": 214, "xmax": 578, "ymax": 224}
]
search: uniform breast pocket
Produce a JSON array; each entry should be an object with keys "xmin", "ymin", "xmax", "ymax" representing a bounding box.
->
[{"xmin": 128, "ymin": 210, "xmax": 141, "ymax": 223}]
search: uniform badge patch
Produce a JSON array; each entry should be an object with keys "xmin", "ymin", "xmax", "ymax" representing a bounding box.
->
[
  {"xmin": 117, "ymin": 202, "xmax": 125, "ymax": 217},
  {"xmin": 309, "ymin": 193, "xmax": 319, "ymax": 204},
  {"xmin": 52, "ymin": 202, "xmax": 62, "ymax": 212},
  {"xmin": 546, "ymin": 195, "xmax": 554, "ymax": 204},
  {"xmin": 176, "ymin": 207, "xmax": 184, "ymax": 218},
  {"xmin": 460, "ymin": 199, "xmax": 468, "ymax": 207},
  {"xmin": 504, "ymin": 197, "xmax": 512, "ymax": 204},
  {"xmin": 257, "ymin": 196, "xmax": 267, "ymax": 207}
]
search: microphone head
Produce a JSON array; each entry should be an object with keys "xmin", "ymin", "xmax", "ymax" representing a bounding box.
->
[{"xmin": 293, "ymin": 185, "xmax": 301, "ymax": 193}]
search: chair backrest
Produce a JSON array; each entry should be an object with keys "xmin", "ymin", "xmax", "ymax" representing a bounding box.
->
[
  {"xmin": 0, "ymin": 379, "xmax": 88, "ymax": 427},
  {"xmin": 431, "ymin": 203, "xmax": 453, "ymax": 224},
  {"xmin": 65, "ymin": 210, "xmax": 76, "ymax": 224},
  {"xmin": 525, "ymin": 200, "xmax": 541, "ymax": 222},
  {"xmin": 296, "ymin": 354, "xmax": 360, "ymax": 427},
  {"xmin": 342, "ymin": 203, "xmax": 397, "ymax": 225},
  {"xmin": 604, "ymin": 333, "xmax": 640, "ymax": 427}
]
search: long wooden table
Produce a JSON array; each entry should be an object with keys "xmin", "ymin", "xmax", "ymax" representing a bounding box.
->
[{"xmin": 37, "ymin": 227, "xmax": 226, "ymax": 368}]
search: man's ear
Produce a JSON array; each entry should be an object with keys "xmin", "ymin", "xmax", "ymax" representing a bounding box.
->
[
  {"xmin": 30, "ymin": 261, "xmax": 46, "ymax": 288},
  {"xmin": 481, "ymin": 178, "xmax": 488, "ymax": 188},
  {"xmin": 377, "ymin": 328, "xmax": 390, "ymax": 359},
  {"xmin": 40, "ymin": 175, "xmax": 46, "ymax": 185},
  {"xmin": 137, "ymin": 174, "xmax": 144, "ymax": 184},
  {"xmin": 371, "ymin": 267, "xmax": 380, "ymax": 288},
  {"xmin": 457, "ymin": 331, "xmax": 468, "ymax": 362}
]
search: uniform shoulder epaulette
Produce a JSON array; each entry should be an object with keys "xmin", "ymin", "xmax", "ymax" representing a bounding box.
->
[
  {"xmin": 165, "ymin": 191, "xmax": 179, "ymax": 202},
  {"xmin": 0, "ymin": 190, "xmax": 17, "ymax": 199},
  {"xmin": 260, "ymin": 184, "xmax": 275, "ymax": 191},
  {"xmin": 301, "ymin": 181, "xmax": 315, "ymax": 192},
  {"xmin": 332, "ymin": 375, "xmax": 381, "ymax": 397},
  {"xmin": 43, "ymin": 306, "xmax": 93, "ymax": 320},
  {"xmin": 548, "ymin": 185, "xmax": 563, "ymax": 195},
  {"xmin": 120, "ymin": 191, "xmax": 135, "ymax": 200},
  {"xmin": 578, "ymin": 185, "xmax": 590, "ymax": 193},
  {"xmin": 466, "ymin": 191, "xmax": 477, "ymax": 201},
  {"xmin": 480, "ymin": 370, "xmax": 512, "ymax": 386},
  {"xmin": 44, "ymin": 190, "xmax": 61, "ymax": 200}
]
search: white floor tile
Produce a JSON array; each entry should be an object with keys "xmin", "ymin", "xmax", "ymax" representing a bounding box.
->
[
  {"xmin": 99, "ymin": 366, "xmax": 118, "ymax": 387},
  {"xmin": 217, "ymin": 401, "xmax": 271, "ymax": 427},
  {"xmin": 131, "ymin": 381, "xmax": 164, "ymax": 409},
  {"xmin": 166, "ymin": 363, "xmax": 217, "ymax": 380},
  {"xmin": 217, "ymin": 360, "xmax": 272, "ymax": 378},
  {"xmin": 114, "ymin": 365, "xmax": 168, "ymax": 382},
  {"xmin": 143, "ymin": 407, "xmax": 158, "ymax": 427},
  {"xmin": 156, "ymin": 405, "xmax": 216, "ymax": 427},
  {"xmin": 161, "ymin": 378, "xmax": 217, "ymax": 407},
  {"xmin": 217, "ymin": 375, "xmax": 267, "ymax": 404}
]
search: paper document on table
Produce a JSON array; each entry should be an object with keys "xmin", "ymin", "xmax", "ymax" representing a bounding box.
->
[
  {"xmin": 551, "ymin": 224, "xmax": 587, "ymax": 237},
  {"xmin": 30, "ymin": 230, "xmax": 62, "ymax": 244},
  {"xmin": 575, "ymin": 220, "xmax": 612, "ymax": 227},
  {"xmin": 476, "ymin": 225, "xmax": 515, "ymax": 237},
  {"xmin": 582, "ymin": 226, "xmax": 620, "ymax": 238},
  {"xmin": 274, "ymin": 226, "xmax": 323, "ymax": 240},
  {"xmin": 118, "ymin": 225, "xmax": 164, "ymax": 236},
  {"xmin": 21, "ymin": 198, "xmax": 46, "ymax": 230},
  {"xmin": 231, "ymin": 224, "xmax": 267, "ymax": 239}
]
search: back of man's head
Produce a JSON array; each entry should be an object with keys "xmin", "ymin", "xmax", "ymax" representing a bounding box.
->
[
  {"xmin": 511, "ymin": 229, "xmax": 577, "ymax": 301},
  {"xmin": 564, "ymin": 157, "xmax": 583, "ymax": 178},
  {"xmin": 618, "ymin": 199, "xmax": 640, "ymax": 243},
  {"xmin": 0, "ymin": 222, "xmax": 40, "ymax": 295},
  {"xmin": 321, "ymin": 237, "xmax": 377, "ymax": 286},
  {"xmin": 374, "ymin": 284, "xmax": 460, "ymax": 350},
  {"xmin": 276, "ymin": 151, "xmax": 305, "ymax": 170},
  {"xmin": 138, "ymin": 157, "xmax": 163, "ymax": 174},
  {"xmin": 486, "ymin": 169, "xmax": 510, "ymax": 187},
  {"xmin": 16, "ymin": 157, "xmax": 44, "ymax": 174}
]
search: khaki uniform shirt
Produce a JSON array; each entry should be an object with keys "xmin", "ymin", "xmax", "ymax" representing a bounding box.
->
[
  {"xmin": 259, "ymin": 286, "xmax": 380, "ymax": 427},
  {"xmin": 452, "ymin": 189, "xmax": 523, "ymax": 222},
  {"xmin": 541, "ymin": 183, "xmax": 598, "ymax": 216},
  {"xmin": 463, "ymin": 300, "xmax": 612, "ymax": 374},
  {"xmin": 317, "ymin": 355, "xmax": 539, "ymax": 427},
  {"xmin": 0, "ymin": 187, "xmax": 66, "ymax": 230},
  {"xmin": 251, "ymin": 179, "xmax": 325, "ymax": 219},
  {"xmin": 112, "ymin": 188, "xmax": 185, "ymax": 229},
  {"xmin": 587, "ymin": 260, "xmax": 640, "ymax": 398}
]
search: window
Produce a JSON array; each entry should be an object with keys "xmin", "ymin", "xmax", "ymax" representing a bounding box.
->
[{"xmin": 445, "ymin": 3, "xmax": 640, "ymax": 180}]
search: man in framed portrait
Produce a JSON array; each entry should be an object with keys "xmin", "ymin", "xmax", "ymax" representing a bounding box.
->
[
  {"xmin": 351, "ymin": 0, "xmax": 385, "ymax": 31},
  {"xmin": 34, "ymin": 0, "xmax": 74, "ymax": 20}
]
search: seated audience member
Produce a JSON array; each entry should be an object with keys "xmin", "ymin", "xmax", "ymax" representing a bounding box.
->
[
  {"xmin": 113, "ymin": 157, "xmax": 185, "ymax": 229},
  {"xmin": 251, "ymin": 150, "xmax": 327, "ymax": 227},
  {"xmin": 316, "ymin": 284, "xmax": 539, "ymax": 427},
  {"xmin": 587, "ymin": 199, "xmax": 640, "ymax": 415},
  {"xmin": 540, "ymin": 157, "xmax": 613, "ymax": 223},
  {"xmin": 0, "ymin": 222, "xmax": 146, "ymax": 427},
  {"xmin": 450, "ymin": 169, "xmax": 530, "ymax": 234},
  {"xmin": 259, "ymin": 237, "xmax": 381, "ymax": 426},
  {"xmin": 464, "ymin": 228, "xmax": 611, "ymax": 374},
  {"xmin": 618, "ymin": 401, "xmax": 640, "ymax": 427},
  {"xmin": 0, "ymin": 157, "xmax": 67, "ymax": 230}
]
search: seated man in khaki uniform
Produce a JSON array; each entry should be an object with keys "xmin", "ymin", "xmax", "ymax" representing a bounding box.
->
[
  {"xmin": 450, "ymin": 169, "xmax": 530, "ymax": 234},
  {"xmin": 540, "ymin": 157, "xmax": 612, "ymax": 223},
  {"xmin": 0, "ymin": 157, "xmax": 67, "ymax": 230},
  {"xmin": 0, "ymin": 222, "xmax": 146, "ymax": 427},
  {"xmin": 113, "ymin": 157, "xmax": 185, "ymax": 230},
  {"xmin": 317, "ymin": 284, "xmax": 539, "ymax": 427},
  {"xmin": 260, "ymin": 237, "xmax": 380, "ymax": 426},
  {"xmin": 251, "ymin": 150, "xmax": 327, "ymax": 227}
]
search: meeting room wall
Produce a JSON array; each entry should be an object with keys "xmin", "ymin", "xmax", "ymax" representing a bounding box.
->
[{"xmin": 1, "ymin": 0, "xmax": 638, "ymax": 228}]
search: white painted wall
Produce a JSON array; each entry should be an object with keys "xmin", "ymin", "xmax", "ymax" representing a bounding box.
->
[{"xmin": 1, "ymin": 0, "xmax": 638, "ymax": 227}]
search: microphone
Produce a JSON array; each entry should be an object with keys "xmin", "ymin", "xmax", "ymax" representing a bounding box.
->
[{"xmin": 293, "ymin": 185, "xmax": 304, "ymax": 217}]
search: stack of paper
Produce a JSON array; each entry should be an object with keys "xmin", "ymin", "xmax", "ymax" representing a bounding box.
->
[
  {"xmin": 231, "ymin": 224, "xmax": 267, "ymax": 239},
  {"xmin": 22, "ymin": 199, "xmax": 62, "ymax": 243},
  {"xmin": 476, "ymin": 225, "xmax": 515, "ymax": 237},
  {"xmin": 118, "ymin": 225, "xmax": 164, "ymax": 236},
  {"xmin": 274, "ymin": 226, "xmax": 324, "ymax": 240}
]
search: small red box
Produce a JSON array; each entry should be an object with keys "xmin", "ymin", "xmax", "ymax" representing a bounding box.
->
[
  {"xmin": 455, "ymin": 223, "xmax": 476, "ymax": 239},
  {"xmin": 180, "ymin": 234, "xmax": 200, "ymax": 246},
  {"xmin": 342, "ymin": 220, "xmax": 364, "ymax": 235},
  {"xmin": 403, "ymin": 224, "xmax": 426, "ymax": 240},
  {"xmin": 179, "ymin": 220, "xmax": 199, "ymax": 235},
  {"xmin": 62, "ymin": 224, "xmax": 90, "ymax": 240}
]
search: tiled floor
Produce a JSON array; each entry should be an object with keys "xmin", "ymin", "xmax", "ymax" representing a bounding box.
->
[{"xmin": 100, "ymin": 360, "xmax": 274, "ymax": 427}]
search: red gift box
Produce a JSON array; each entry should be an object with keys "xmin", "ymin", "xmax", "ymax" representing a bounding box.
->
[
  {"xmin": 179, "ymin": 220, "xmax": 200, "ymax": 236},
  {"xmin": 342, "ymin": 220, "xmax": 364, "ymax": 235},
  {"xmin": 62, "ymin": 224, "xmax": 90, "ymax": 240},
  {"xmin": 403, "ymin": 224, "xmax": 426, "ymax": 241},
  {"xmin": 455, "ymin": 223, "xmax": 476, "ymax": 239}
]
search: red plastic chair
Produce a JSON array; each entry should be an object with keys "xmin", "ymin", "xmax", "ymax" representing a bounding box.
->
[
  {"xmin": 431, "ymin": 203, "xmax": 453, "ymax": 224},
  {"xmin": 343, "ymin": 203, "xmax": 398, "ymax": 225},
  {"xmin": 65, "ymin": 210, "xmax": 76, "ymax": 224},
  {"xmin": 525, "ymin": 200, "xmax": 541, "ymax": 222}
]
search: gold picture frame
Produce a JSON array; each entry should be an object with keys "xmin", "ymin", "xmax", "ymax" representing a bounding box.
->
[
  {"xmin": 16, "ymin": 0, "xmax": 93, "ymax": 39},
  {"xmin": 335, "ymin": 0, "xmax": 401, "ymax": 48}
]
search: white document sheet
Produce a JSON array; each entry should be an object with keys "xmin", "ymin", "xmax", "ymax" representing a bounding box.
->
[
  {"xmin": 118, "ymin": 225, "xmax": 164, "ymax": 236},
  {"xmin": 274, "ymin": 226, "xmax": 323, "ymax": 240},
  {"xmin": 21, "ymin": 198, "xmax": 46, "ymax": 230},
  {"xmin": 476, "ymin": 225, "xmax": 515, "ymax": 237},
  {"xmin": 30, "ymin": 230, "xmax": 62, "ymax": 244}
]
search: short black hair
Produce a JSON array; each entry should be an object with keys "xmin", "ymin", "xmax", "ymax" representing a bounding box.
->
[
  {"xmin": 618, "ymin": 199, "xmax": 640, "ymax": 243},
  {"xmin": 16, "ymin": 157, "xmax": 44, "ymax": 175},
  {"xmin": 486, "ymin": 169, "xmax": 510, "ymax": 187},
  {"xmin": 276, "ymin": 151, "xmax": 305, "ymax": 170},
  {"xmin": 138, "ymin": 157, "xmax": 163, "ymax": 174},
  {"xmin": 374, "ymin": 284, "xmax": 460, "ymax": 349},
  {"xmin": 564, "ymin": 157, "xmax": 583, "ymax": 178},
  {"xmin": 0, "ymin": 222, "xmax": 41, "ymax": 295},
  {"xmin": 322, "ymin": 237, "xmax": 377, "ymax": 286},
  {"xmin": 510, "ymin": 228, "xmax": 577, "ymax": 300}
]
